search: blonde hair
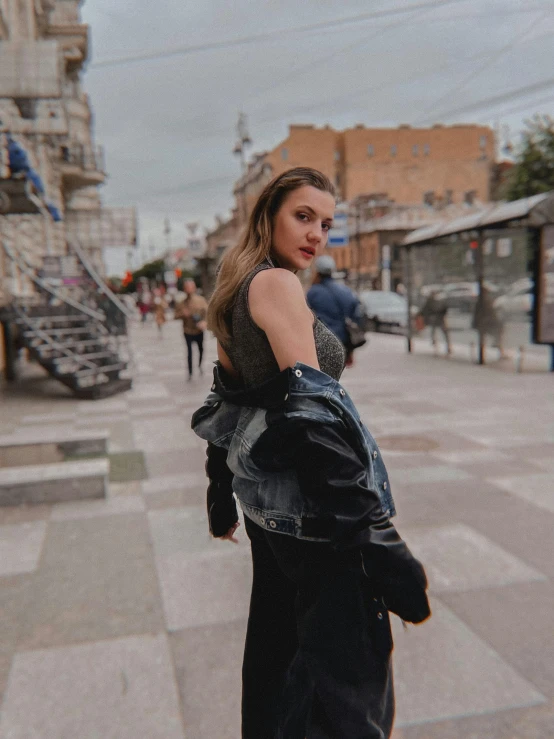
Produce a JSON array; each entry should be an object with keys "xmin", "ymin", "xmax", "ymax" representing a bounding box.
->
[{"xmin": 208, "ymin": 167, "xmax": 335, "ymax": 344}]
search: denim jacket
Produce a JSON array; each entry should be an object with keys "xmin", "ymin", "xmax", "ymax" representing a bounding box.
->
[
  {"xmin": 192, "ymin": 361, "xmax": 396, "ymax": 544},
  {"xmin": 192, "ymin": 362, "xmax": 431, "ymax": 624}
]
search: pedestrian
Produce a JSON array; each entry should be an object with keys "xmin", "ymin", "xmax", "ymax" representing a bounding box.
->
[
  {"xmin": 307, "ymin": 254, "xmax": 365, "ymax": 367},
  {"xmin": 419, "ymin": 290, "xmax": 451, "ymax": 355},
  {"xmin": 152, "ymin": 290, "xmax": 167, "ymax": 337},
  {"xmin": 472, "ymin": 286, "xmax": 507, "ymax": 359},
  {"xmin": 192, "ymin": 167, "xmax": 430, "ymax": 738},
  {"xmin": 175, "ymin": 279, "xmax": 208, "ymax": 380},
  {"xmin": 137, "ymin": 292, "xmax": 151, "ymax": 324}
]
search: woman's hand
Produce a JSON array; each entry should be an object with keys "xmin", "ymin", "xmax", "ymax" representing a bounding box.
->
[{"xmin": 217, "ymin": 521, "xmax": 240, "ymax": 543}]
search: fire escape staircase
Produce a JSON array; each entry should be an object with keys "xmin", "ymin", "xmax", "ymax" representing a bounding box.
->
[{"xmin": 2, "ymin": 241, "xmax": 135, "ymax": 399}]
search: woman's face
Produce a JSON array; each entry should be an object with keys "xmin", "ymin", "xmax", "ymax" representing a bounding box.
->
[{"xmin": 271, "ymin": 185, "xmax": 335, "ymax": 272}]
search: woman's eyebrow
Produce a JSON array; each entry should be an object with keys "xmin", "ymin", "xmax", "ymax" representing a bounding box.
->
[
  {"xmin": 297, "ymin": 205, "xmax": 334, "ymax": 221},
  {"xmin": 296, "ymin": 204, "xmax": 316, "ymax": 215}
]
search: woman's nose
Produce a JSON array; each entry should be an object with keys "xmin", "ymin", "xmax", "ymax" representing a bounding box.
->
[{"xmin": 307, "ymin": 225, "xmax": 322, "ymax": 243}]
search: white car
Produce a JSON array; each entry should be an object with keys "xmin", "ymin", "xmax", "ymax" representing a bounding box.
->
[
  {"xmin": 359, "ymin": 291, "xmax": 411, "ymax": 332},
  {"xmin": 493, "ymin": 278, "xmax": 533, "ymax": 320}
]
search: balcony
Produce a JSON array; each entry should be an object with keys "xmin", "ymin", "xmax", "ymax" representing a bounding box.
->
[
  {"xmin": 0, "ymin": 178, "xmax": 42, "ymax": 216},
  {"xmin": 59, "ymin": 143, "xmax": 106, "ymax": 190},
  {"xmin": 46, "ymin": 23, "xmax": 89, "ymax": 71}
]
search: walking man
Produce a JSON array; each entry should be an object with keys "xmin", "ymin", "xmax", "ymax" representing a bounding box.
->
[
  {"xmin": 419, "ymin": 290, "xmax": 451, "ymax": 355},
  {"xmin": 307, "ymin": 255, "xmax": 364, "ymax": 367},
  {"xmin": 175, "ymin": 279, "xmax": 208, "ymax": 380}
]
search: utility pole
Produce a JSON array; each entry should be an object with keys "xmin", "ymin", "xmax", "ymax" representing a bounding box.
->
[
  {"xmin": 233, "ymin": 112, "xmax": 252, "ymax": 225},
  {"xmin": 164, "ymin": 218, "xmax": 172, "ymax": 254},
  {"xmin": 353, "ymin": 197, "xmax": 362, "ymax": 291}
]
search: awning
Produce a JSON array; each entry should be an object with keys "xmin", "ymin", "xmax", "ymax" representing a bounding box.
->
[{"xmin": 402, "ymin": 192, "xmax": 554, "ymax": 246}]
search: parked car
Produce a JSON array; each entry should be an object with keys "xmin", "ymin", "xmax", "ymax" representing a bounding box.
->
[
  {"xmin": 359, "ymin": 291, "xmax": 414, "ymax": 332},
  {"xmin": 493, "ymin": 278, "xmax": 533, "ymax": 320},
  {"xmin": 434, "ymin": 281, "xmax": 500, "ymax": 313}
]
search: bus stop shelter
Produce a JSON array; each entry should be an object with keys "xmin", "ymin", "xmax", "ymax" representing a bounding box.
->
[{"xmin": 401, "ymin": 192, "xmax": 554, "ymax": 372}]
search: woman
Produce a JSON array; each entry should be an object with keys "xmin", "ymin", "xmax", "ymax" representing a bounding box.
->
[{"xmin": 192, "ymin": 167, "xmax": 430, "ymax": 738}]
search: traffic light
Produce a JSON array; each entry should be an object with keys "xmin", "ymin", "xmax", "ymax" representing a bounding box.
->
[
  {"xmin": 122, "ymin": 271, "xmax": 133, "ymax": 287},
  {"xmin": 175, "ymin": 268, "xmax": 182, "ymax": 278}
]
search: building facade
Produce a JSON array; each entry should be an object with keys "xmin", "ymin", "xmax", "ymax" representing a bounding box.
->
[
  {"xmin": 327, "ymin": 199, "xmax": 485, "ymax": 290},
  {"xmin": 225, "ymin": 122, "xmax": 496, "ymax": 294},
  {"xmin": 0, "ymin": 1, "xmax": 137, "ymax": 378},
  {"xmin": 0, "ymin": 0, "xmax": 113, "ymax": 307},
  {"xmin": 234, "ymin": 122, "xmax": 495, "ymax": 227}
]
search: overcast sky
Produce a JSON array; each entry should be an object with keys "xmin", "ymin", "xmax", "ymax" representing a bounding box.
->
[{"xmin": 80, "ymin": 0, "xmax": 554, "ymax": 267}]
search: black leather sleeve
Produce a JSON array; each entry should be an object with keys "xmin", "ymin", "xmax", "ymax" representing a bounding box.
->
[
  {"xmin": 205, "ymin": 443, "xmax": 239, "ymax": 538},
  {"xmin": 252, "ymin": 420, "xmax": 430, "ymax": 623}
]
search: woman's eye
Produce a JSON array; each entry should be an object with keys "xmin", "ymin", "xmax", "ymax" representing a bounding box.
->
[
  {"xmin": 322, "ymin": 223, "xmax": 331, "ymax": 231},
  {"xmin": 297, "ymin": 213, "xmax": 309, "ymax": 221}
]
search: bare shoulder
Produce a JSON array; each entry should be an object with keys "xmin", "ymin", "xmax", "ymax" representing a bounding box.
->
[
  {"xmin": 249, "ymin": 268, "xmax": 313, "ymax": 334},
  {"xmin": 249, "ymin": 268, "xmax": 305, "ymax": 308},
  {"xmin": 249, "ymin": 268, "xmax": 318, "ymax": 369}
]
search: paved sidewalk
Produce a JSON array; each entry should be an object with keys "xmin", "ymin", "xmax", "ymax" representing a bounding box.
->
[{"xmin": 0, "ymin": 319, "xmax": 553, "ymax": 738}]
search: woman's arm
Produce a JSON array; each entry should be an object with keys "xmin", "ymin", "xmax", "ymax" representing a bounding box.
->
[
  {"xmin": 249, "ymin": 268, "xmax": 320, "ymax": 371},
  {"xmin": 205, "ymin": 442, "xmax": 240, "ymax": 542}
]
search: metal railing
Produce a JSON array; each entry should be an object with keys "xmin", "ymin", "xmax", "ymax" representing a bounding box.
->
[
  {"xmin": 60, "ymin": 143, "xmax": 104, "ymax": 173},
  {"xmin": 69, "ymin": 239, "xmax": 134, "ymax": 322}
]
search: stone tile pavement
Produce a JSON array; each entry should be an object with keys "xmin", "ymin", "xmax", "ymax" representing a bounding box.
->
[{"xmin": 0, "ymin": 319, "xmax": 553, "ymax": 738}]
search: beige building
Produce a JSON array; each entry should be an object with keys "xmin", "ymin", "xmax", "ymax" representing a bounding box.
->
[
  {"xmin": 0, "ymin": 1, "xmax": 135, "ymax": 383},
  {"xmin": 218, "ymin": 122, "xmax": 496, "ymax": 293},
  {"xmin": 234, "ymin": 122, "xmax": 495, "ymax": 227},
  {"xmin": 0, "ymin": 0, "xmax": 116, "ymax": 308}
]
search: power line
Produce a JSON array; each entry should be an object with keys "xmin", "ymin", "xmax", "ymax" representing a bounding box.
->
[
  {"xmin": 90, "ymin": 2, "xmax": 554, "ymax": 70},
  {"xmin": 476, "ymin": 94, "xmax": 554, "ymax": 122},
  {"xmin": 122, "ymin": 174, "xmax": 235, "ymax": 201},
  {"xmin": 89, "ymin": 0, "xmax": 472, "ymax": 69},
  {"xmin": 120, "ymin": 35, "xmax": 554, "ymax": 155},
  {"xmin": 426, "ymin": 75, "xmax": 554, "ymax": 121},
  {"xmin": 243, "ymin": 21, "xmax": 554, "ymax": 130},
  {"xmin": 134, "ymin": 0, "xmax": 472, "ymax": 134},
  {"xmin": 414, "ymin": 10, "xmax": 551, "ymax": 124},
  {"xmin": 245, "ymin": 0, "xmax": 453, "ymax": 102}
]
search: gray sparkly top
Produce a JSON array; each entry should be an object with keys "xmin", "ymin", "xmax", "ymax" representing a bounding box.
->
[{"xmin": 224, "ymin": 260, "xmax": 345, "ymax": 388}]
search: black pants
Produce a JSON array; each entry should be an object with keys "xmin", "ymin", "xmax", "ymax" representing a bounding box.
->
[
  {"xmin": 184, "ymin": 332, "xmax": 204, "ymax": 375},
  {"xmin": 242, "ymin": 516, "xmax": 395, "ymax": 739}
]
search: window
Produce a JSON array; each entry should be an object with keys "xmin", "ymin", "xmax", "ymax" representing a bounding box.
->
[
  {"xmin": 390, "ymin": 144, "xmax": 397, "ymax": 157},
  {"xmin": 281, "ymin": 148, "xmax": 288, "ymax": 161},
  {"xmin": 479, "ymin": 135, "xmax": 487, "ymax": 150},
  {"xmin": 14, "ymin": 98, "xmax": 37, "ymax": 120},
  {"xmin": 335, "ymin": 173, "xmax": 340, "ymax": 188},
  {"xmin": 367, "ymin": 144, "xmax": 374, "ymax": 157},
  {"xmin": 445, "ymin": 189, "xmax": 453, "ymax": 205},
  {"xmin": 423, "ymin": 143, "xmax": 430, "ymax": 156},
  {"xmin": 412, "ymin": 144, "xmax": 419, "ymax": 156},
  {"xmin": 334, "ymin": 150, "xmax": 340, "ymax": 161},
  {"xmin": 423, "ymin": 191, "xmax": 435, "ymax": 206}
]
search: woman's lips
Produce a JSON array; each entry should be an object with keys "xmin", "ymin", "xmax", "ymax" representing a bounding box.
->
[{"xmin": 299, "ymin": 247, "xmax": 315, "ymax": 258}]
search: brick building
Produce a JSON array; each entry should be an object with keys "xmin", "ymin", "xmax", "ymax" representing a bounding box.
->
[{"xmin": 234, "ymin": 122, "xmax": 495, "ymax": 227}]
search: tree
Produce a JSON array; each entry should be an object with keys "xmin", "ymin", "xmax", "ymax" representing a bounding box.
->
[{"xmin": 505, "ymin": 115, "xmax": 554, "ymax": 201}]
